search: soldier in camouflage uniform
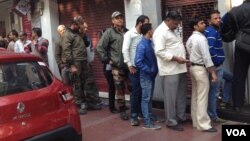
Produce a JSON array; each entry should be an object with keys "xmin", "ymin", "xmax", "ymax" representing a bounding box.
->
[
  {"xmin": 60, "ymin": 19, "xmax": 101, "ymax": 115},
  {"xmin": 97, "ymin": 11, "xmax": 130, "ymax": 120}
]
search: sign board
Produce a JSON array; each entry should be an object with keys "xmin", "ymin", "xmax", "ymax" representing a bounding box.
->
[{"xmin": 15, "ymin": 0, "xmax": 31, "ymax": 16}]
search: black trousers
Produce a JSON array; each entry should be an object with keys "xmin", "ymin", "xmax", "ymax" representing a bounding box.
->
[
  {"xmin": 103, "ymin": 64, "xmax": 116, "ymax": 109},
  {"xmin": 232, "ymin": 48, "xmax": 250, "ymax": 108}
]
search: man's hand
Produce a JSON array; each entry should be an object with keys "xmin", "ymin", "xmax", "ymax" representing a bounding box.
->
[
  {"xmin": 128, "ymin": 66, "xmax": 137, "ymax": 74},
  {"xmin": 70, "ymin": 65, "xmax": 78, "ymax": 74},
  {"xmin": 173, "ymin": 56, "xmax": 189, "ymax": 64},
  {"xmin": 211, "ymin": 72, "xmax": 218, "ymax": 83}
]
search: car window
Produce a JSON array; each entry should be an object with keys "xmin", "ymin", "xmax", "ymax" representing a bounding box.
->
[{"xmin": 0, "ymin": 61, "xmax": 53, "ymax": 96}]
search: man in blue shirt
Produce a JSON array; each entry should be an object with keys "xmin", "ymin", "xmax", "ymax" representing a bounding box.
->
[
  {"xmin": 204, "ymin": 10, "xmax": 227, "ymax": 123},
  {"xmin": 135, "ymin": 23, "xmax": 161, "ymax": 130}
]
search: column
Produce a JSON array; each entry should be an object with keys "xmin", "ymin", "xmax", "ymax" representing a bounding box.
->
[{"xmin": 40, "ymin": 0, "xmax": 61, "ymax": 79}]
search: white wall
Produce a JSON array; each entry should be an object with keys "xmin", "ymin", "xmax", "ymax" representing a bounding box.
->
[
  {"xmin": 124, "ymin": 0, "xmax": 162, "ymax": 30},
  {"xmin": 40, "ymin": 0, "xmax": 61, "ymax": 79},
  {"xmin": 0, "ymin": 0, "xmax": 13, "ymax": 35}
]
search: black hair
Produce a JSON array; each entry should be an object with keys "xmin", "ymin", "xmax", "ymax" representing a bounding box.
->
[
  {"xmin": 32, "ymin": 27, "xmax": 42, "ymax": 37},
  {"xmin": 189, "ymin": 16, "xmax": 204, "ymax": 30},
  {"xmin": 0, "ymin": 39, "xmax": 6, "ymax": 48},
  {"xmin": 10, "ymin": 29, "xmax": 18, "ymax": 37},
  {"xmin": 19, "ymin": 31, "xmax": 27, "ymax": 36},
  {"xmin": 136, "ymin": 15, "xmax": 149, "ymax": 26},
  {"xmin": 165, "ymin": 11, "xmax": 182, "ymax": 20},
  {"xmin": 208, "ymin": 10, "xmax": 220, "ymax": 19},
  {"xmin": 141, "ymin": 23, "xmax": 152, "ymax": 35}
]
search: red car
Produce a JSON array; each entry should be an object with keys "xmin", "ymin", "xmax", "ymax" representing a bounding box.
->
[{"xmin": 0, "ymin": 50, "xmax": 82, "ymax": 141}]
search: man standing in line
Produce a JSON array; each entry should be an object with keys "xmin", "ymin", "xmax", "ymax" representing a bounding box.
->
[
  {"xmin": 135, "ymin": 23, "xmax": 161, "ymax": 130},
  {"xmin": 186, "ymin": 16, "xmax": 217, "ymax": 132},
  {"xmin": 79, "ymin": 19, "xmax": 102, "ymax": 106},
  {"xmin": 31, "ymin": 28, "xmax": 49, "ymax": 66},
  {"xmin": 56, "ymin": 25, "xmax": 72, "ymax": 86},
  {"xmin": 97, "ymin": 11, "xmax": 130, "ymax": 120},
  {"xmin": 204, "ymin": 10, "xmax": 227, "ymax": 123},
  {"xmin": 122, "ymin": 15, "xmax": 149, "ymax": 126},
  {"xmin": 153, "ymin": 11, "xmax": 189, "ymax": 131}
]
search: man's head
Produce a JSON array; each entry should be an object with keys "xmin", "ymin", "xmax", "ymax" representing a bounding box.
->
[
  {"xmin": 19, "ymin": 31, "xmax": 28, "ymax": 41},
  {"xmin": 111, "ymin": 11, "xmax": 124, "ymax": 28},
  {"xmin": 8, "ymin": 30, "xmax": 18, "ymax": 41},
  {"xmin": 32, "ymin": 28, "xmax": 42, "ymax": 39},
  {"xmin": 208, "ymin": 10, "xmax": 221, "ymax": 27},
  {"xmin": 70, "ymin": 20, "xmax": 80, "ymax": 32},
  {"xmin": 141, "ymin": 23, "xmax": 153, "ymax": 38},
  {"xmin": 135, "ymin": 15, "xmax": 150, "ymax": 27},
  {"xmin": 57, "ymin": 25, "xmax": 66, "ymax": 37},
  {"xmin": 189, "ymin": 16, "xmax": 206, "ymax": 33},
  {"xmin": 72, "ymin": 16, "xmax": 85, "ymax": 32},
  {"xmin": 165, "ymin": 11, "xmax": 182, "ymax": 30}
]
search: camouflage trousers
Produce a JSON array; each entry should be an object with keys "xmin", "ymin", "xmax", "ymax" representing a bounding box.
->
[
  {"xmin": 112, "ymin": 67, "xmax": 131, "ymax": 111},
  {"xmin": 72, "ymin": 61, "xmax": 100, "ymax": 106}
]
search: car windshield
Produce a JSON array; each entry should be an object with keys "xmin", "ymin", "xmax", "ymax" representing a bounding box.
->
[{"xmin": 0, "ymin": 61, "xmax": 53, "ymax": 96}]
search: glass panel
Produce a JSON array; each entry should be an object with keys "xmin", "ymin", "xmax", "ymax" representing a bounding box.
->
[{"xmin": 0, "ymin": 61, "xmax": 53, "ymax": 96}]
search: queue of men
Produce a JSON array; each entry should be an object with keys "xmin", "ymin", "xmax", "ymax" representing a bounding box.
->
[{"xmin": 2, "ymin": 2, "xmax": 249, "ymax": 132}]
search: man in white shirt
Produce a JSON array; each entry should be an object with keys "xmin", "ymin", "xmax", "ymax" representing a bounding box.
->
[
  {"xmin": 186, "ymin": 16, "xmax": 217, "ymax": 132},
  {"xmin": 14, "ymin": 31, "xmax": 31, "ymax": 53},
  {"xmin": 153, "ymin": 11, "xmax": 188, "ymax": 131},
  {"xmin": 122, "ymin": 15, "xmax": 149, "ymax": 126}
]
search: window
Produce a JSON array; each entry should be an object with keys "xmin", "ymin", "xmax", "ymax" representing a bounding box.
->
[{"xmin": 0, "ymin": 61, "xmax": 53, "ymax": 96}]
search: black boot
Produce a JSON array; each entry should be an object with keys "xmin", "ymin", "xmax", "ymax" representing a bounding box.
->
[{"xmin": 119, "ymin": 106, "xmax": 129, "ymax": 120}]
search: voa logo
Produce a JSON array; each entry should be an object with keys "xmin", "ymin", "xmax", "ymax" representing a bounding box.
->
[{"xmin": 226, "ymin": 129, "xmax": 246, "ymax": 136}]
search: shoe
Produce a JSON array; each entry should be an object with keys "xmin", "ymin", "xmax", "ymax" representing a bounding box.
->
[
  {"xmin": 110, "ymin": 108, "xmax": 119, "ymax": 114},
  {"xmin": 234, "ymin": 107, "xmax": 241, "ymax": 113},
  {"xmin": 203, "ymin": 127, "xmax": 217, "ymax": 132},
  {"xmin": 166, "ymin": 125, "xmax": 184, "ymax": 131},
  {"xmin": 87, "ymin": 103, "xmax": 102, "ymax": 110},
  {"xmin": 78, "ymin": 108, "xmax": 87, "ymax": 115},
  {"xmin": 143, "ymin": 124, "xmax": 161, "ymax": 130},
  {"xmin": 212, "ymin": 117, "xmax": 227, "ymax": 123},
  {"xmin": 151, "ymin": 116, "xmax": 165, "ymax": 123},
  {"xmin": 131, "ymin": 118, "xmax": 140, "ymax": 126},
  {"xmin": 178, "ymin": 119, "xmax": 191, "ymax": 124},
  {"xmin": 137, "ymin": 114, "xmax": 143, "ymax": 120},
  {"xmin": 120, "ymin": 111, "xmax": 129, "ymax": 120}
]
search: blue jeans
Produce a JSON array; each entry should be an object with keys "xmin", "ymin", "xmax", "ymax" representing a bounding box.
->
[
  {"xmin": 129, "ymin": 71, "xmax": 142, "ymax": 118},
  {"xmin": 140, "ymin": 78, "xmax": 154, "ymax": 125},
  {"xmin": 222, "ymin": 70, "xmax": 233, "ymax": 103},
  {"xmin": 208, "ymin": 65, "xmax": 223, "ymax": 120}
]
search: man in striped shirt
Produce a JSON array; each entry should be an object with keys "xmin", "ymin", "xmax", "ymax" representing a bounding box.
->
[{"xmin": 204, "ymin": 10, "xmax": 226, "ymax": 123}]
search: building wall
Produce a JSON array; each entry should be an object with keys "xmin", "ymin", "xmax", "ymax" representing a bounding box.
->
[{"xmin": 58, "ymin": 0, "xmax": 125, "ymax": 91}]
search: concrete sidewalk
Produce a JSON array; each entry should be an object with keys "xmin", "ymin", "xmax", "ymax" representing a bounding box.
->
[{"xmin": 79, "ymin": 105, "xmax": 244, "ymax": 141}]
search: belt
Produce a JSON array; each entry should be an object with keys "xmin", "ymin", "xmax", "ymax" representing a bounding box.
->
[{"xmin": 191, "ymin": 63, "xmax": 205, "ymax": 67}]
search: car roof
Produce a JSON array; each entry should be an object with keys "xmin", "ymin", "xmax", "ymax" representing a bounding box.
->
[{"xmin": 0, "ymin": 50, "xmax": 42, "ymax": 63}]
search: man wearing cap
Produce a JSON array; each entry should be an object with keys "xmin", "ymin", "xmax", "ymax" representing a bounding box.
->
[{"xmin": 97, "ymin": 11, "xmax": 130, "ymax": 120}]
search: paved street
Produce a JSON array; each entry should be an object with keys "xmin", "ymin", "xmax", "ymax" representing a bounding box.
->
[{"xmin": 79, "ymin": 104, "xmax": 243, "ymax": 141}]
